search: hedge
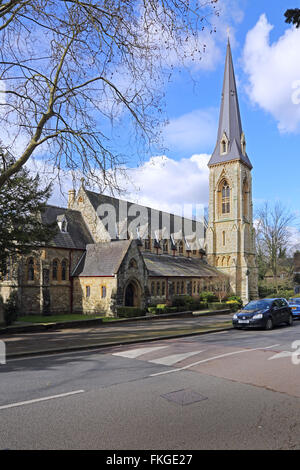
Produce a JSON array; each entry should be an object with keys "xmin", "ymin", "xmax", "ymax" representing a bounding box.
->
[{"xmin": 116, "ymin": 307, "xmax": 146, "ymax": 318}]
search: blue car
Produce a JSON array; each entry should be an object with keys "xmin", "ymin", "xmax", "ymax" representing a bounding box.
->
[{"xmin": 288, "ymin": 298, "xmax": 300, "ymax": 319}]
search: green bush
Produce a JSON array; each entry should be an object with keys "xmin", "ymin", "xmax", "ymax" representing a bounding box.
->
[
  {"xmin": 147, "ymin": 307, "xmax": 157, "ymax": 315},
  {"xmin": 208, "ymin": 302, "xmax": 229, "ymax": 311},
  {"xmin": 4, "ymin": 291, "xmax": 19, "ymax": 326},
  {"xmin": 226, "ymin": 300, "xmax": 240, "ymax": 312},
  {"xmin": 197, "ymin": 301, "xmax": 209, "ymax": 310},
  {"xmin": 199, "ymin": 291, "xmax": 218, "ymax": 303},
  {"xmin": 172, "ymin": 295, "xmax": 193, "ymax": 307},
  {"xmin": 227, "ymin": 295, "xmax": 243, "ymax": 308},
  {"xmin": 116, "ymin": 307, "xmax": 146, "ymax": 318},
  {"xmin": 265, "ymin": 289, "xmax": 294, "ymax": 300},
  {"xmin": 156, "ymin": 304, "xmax": 167, "ymax": 314}
]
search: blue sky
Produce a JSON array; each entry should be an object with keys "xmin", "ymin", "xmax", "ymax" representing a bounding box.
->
[
  {"xmin": 156, "ymin": 0, "xmax": 300, "ymax": 215},
  {"xmin": 35, "ymin": 0, "xmax": 300, "ymax": 237}
]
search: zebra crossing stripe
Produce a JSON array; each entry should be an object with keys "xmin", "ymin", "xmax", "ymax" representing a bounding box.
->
[
  {"xmin": 149, "ymin": 350, "xmax": 205, "ymax": 366},
  {"xmin": 112, "ymin": 346, "xmax": 169, "ymax": 359}
]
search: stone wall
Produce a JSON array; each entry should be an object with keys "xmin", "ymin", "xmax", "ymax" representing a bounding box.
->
[
  {"xmin": 0, "ymin": 247, "xmax": 85, "ymax": 315},
  {"xmin": 206, "ymin": 160, "xmax": 258, "ymax": 302},
  {"xmin": 73, "ymin": 276, "xmax": 117, "ymax": 315},
  {"xmin": 116, "ymin": 241, "xmax": 149, "ymax": 311}
]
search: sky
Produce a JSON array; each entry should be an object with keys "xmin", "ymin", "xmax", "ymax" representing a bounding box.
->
[{"xmin": 28, "ymin": 0, "xmax": 300, "ymax": 240}]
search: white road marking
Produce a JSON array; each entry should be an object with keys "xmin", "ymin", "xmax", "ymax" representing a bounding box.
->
[
  {"xmin": 149, "ymin": 350, "xmax": 205, "ymax": 366},
  {"xmin": 150, "ymin": 344, "xmax": 280, "ymax": 377},
  {"xmin": 268, "ymin": 351, "xmax": 293, "ymax": 360},
  {"xmin": 0, "ymin": 390, "xmax": 85, "ymax": 411},
  {"xmin": 112, "ymin": 345, "xmax": 169, "ymax": 359}
]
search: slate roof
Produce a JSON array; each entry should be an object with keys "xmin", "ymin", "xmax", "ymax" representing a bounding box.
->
[
  {"xmin": 143, "ymin": 253, "xmax": 224, "ymax": 278},
  {"xmin": 41, "ymin": 205, "xmax": 93, "ymax": 250},
  {"xmin": 72, "ymin": 240, "xmax": 132, "ymax": 277},
  {"xmin": 208, "ymin": 40, "xmax": 252, "ymax": 169},
  {"xmin": 85, "ymin": 189, "xmax": 205, "ymax": 247}
]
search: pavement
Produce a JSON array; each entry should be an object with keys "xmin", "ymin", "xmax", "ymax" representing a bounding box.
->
[{"xmin": 0, "ymin": 311, "xmax": 234, "ymax": 359}]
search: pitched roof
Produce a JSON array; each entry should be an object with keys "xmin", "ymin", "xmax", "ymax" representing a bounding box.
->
[
  {"xmin": 41, "ymin": 205, "xmax": 93, "ymax": 250},
  {"xmin": 143, "ymin": 253, "xmax": 225, "ymax": 278},
  {"xmin": 84, "ymin": 189, "xmax": 205, "ymax": 245},
  {"xmin": 208, "ymin": 40, "xmax": 252, "ymax": 169},
  {"xmin": 72, "ymin": 240, "xmax": 132, "ymax": 276}
]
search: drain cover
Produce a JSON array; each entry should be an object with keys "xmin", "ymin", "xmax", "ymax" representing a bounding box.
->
[{"xmin": 160, "ymin": 389, "xmax": 208, "ymax": 406}]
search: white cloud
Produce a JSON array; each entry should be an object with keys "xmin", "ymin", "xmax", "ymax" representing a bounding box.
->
[
  {"xmin": 28, "ymin": 154, "xmax": 211, "ymax": 216},
  {"xmin": 243, "ymin": 14, "xmax": 300, "ymax": 133},
  {"xmin": 123, "ymin": 154, "xmax": 210, "ymax": 214},
  {"xmin": 164, "ymin": 108, "xmax": 218, "ymax": 152}
]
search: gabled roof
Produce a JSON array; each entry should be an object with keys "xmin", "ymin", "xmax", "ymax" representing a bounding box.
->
[
  {"xmin": 143, "ymin": 253, "xmax": 225, "ymax": 278},
  {"xmin": 72, "ymin": 240, "xmax": 132, "ymax": 276},
  {"xmin": 41, "ymin": 205, "xmax": 93, "ymax": 249},
  {"xmin": 84, "ymin": 189, "xmax": 205, "ymax": 244},
  {"xmin": 208, "ymin": 40, "xmax": 252, "ymax": 169}
]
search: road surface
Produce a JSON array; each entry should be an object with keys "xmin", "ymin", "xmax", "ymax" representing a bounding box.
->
[{"xmin": 1, "ymin": 321, "xmax": 300, "ymax": 450}]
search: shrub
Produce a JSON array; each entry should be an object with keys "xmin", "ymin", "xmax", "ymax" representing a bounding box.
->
[
  {"xmin": 227, "ymin": 295, "xmax": 243, "ymax": 308},
  {"xmin": 116, "ymin": 307, "xmax": 146, "ymax": 318},
  {"xmin": 208, "ymin": 302, "xmax": 229, "ymax": 311},
  {"xmin": 156, "ymin": 304, "xmax": 167, "ymax": 314},
  {"xmin": 172, "ymin": 295, "xmax": 193, "ymax": 307},
  {"xmin": 199, "ymin": 291, "xmax": 218, "ymax": 303},
  {"xmin": 4, "ymin": 291, "xmax": 19, "ymax": 326},
  {"xmin": 226, "ymin": 300, "xmax": 240, "ymax": 312},
  {"xmin": 265, "ymin": 289, "xmax": 295, "ymax": 300},
  {"xmin": 147, "ymin": 307, "xmax": 157, "ymax": 315},
  {"xmin": 196, "ymin": 301, "xmax": 209, "ymax": 310}
]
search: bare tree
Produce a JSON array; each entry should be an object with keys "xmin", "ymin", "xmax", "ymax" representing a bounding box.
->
[
  {"xmin": 0, "ymin": 0, "xmax": 219, "ymax": 192},
  {"xmin": 256, "ymin": 202, "xmax": 296, "ymax": 292}
]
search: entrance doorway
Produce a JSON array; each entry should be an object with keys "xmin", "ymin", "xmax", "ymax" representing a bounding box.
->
[{"xmin": 124, "ymin": 280, "xmax": 141, "ymax": 307}]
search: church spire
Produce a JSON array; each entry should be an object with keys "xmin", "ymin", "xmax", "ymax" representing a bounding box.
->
[{"xmin": 208, "ymin": 40, "xmax": 252, "ymax": 169}]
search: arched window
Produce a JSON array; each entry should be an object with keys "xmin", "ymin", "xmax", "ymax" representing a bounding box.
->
[
  {"xmin": 243, "ymin": 180, "xmax": 249, "ymax": 219},
  {"xmin": 178, "ymin": 240, "xmax": 184, "ymax": 254},
  {"xmin": 221, "ymin": 182, "xmax": 230, "ymax": 214},
  {"xmin": 52, "ymin": 259, "xmax": 59, "ymax": 281},
  {"xmin": 220, "ymin": 133, "xmax": 228, "ymax": 155},
  {"xmin": 163, "ymin": 240, "xmax": 168, "ymax": 253},
  {"xmin": 151, "ymin": 282, "xmax": 155, "ymax": 296},
  {"xmin": 156, "ymin": 281, "xmax": 160, "ymax": 296},
  {"xmin": 101, "ymin": 285, "xmax": 107, "ymax": 298},
  {"xmin": 27, "ymin": 258, "xmax": 35, "ymax": 281},
  {"xmin": 61, "ymin": 260, "xmax": 68, "ymax": 281},
  {"xmin": 129, "ymin": 258, "xmax": 137, "ymax": 269},
  {"xmin": 222, "ymin": 231, "xmax": 226, "ymax": 246}
]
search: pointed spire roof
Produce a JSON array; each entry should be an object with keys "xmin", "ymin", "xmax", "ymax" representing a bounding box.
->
[{"xmin": 208, "ymin": 40, "xmax": 252, "ymax": 169}]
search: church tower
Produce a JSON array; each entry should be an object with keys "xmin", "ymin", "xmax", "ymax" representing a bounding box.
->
[{"xmin": 206, "ymin": 40, "xmax": 258, "ymax": 303}]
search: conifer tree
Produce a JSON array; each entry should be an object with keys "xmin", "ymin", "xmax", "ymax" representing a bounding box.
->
[{"xmin": 0, "ymin": 152, "xmax": 56, "ymax": 275}]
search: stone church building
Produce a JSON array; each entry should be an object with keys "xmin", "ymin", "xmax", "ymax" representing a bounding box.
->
[{"xmin": 0, "ymin": 40, "xmax": 258, "ymax": 317}]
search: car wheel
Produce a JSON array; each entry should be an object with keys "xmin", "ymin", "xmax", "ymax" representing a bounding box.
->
[
  {"xmin": 265, "ymin": 317, "xmax": 273, "ymax": 330},
  {"xmin": 286, "ymin": 315, "xmax": 293, "ymax": 327}
]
